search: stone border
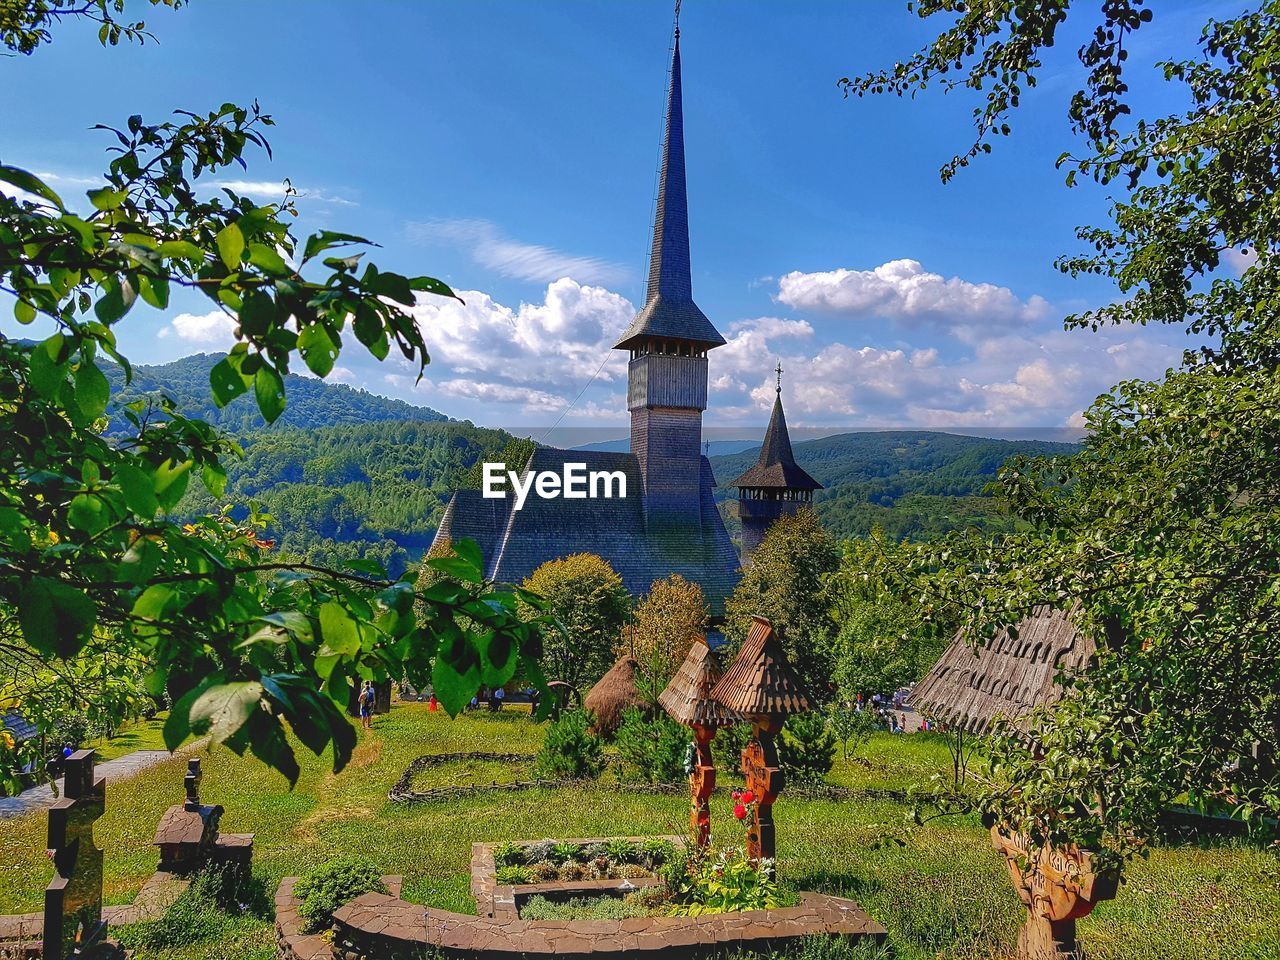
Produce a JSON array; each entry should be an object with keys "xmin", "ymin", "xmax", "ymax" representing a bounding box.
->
[
  {"xmin": 276, "ymin": 875, "xmax": 403, "ymax": 960},
  {"xmin": 276, "ymin": 837, "xmax": 886, "ymax": 959}
]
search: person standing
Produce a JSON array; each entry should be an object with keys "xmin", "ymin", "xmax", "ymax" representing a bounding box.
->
[{"xmin": 359, "ymin": 681, "xmax": 376, "ymax": 730}]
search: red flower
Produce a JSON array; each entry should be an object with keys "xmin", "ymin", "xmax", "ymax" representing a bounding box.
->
[
  {"xmin": 733, "ymin": 803, "xmax": 747, "ymax": 820},
  {"xmin": 740, "ymin": 790, "xmax": 755, "ymax": 805}
]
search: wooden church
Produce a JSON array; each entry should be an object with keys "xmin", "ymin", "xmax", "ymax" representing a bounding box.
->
[{"xmin": 431, "ymin": 27, "xmax": 819, "ymax": 617}]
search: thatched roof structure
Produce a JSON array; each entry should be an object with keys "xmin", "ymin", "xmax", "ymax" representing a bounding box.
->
[
  {"xmin": 712, "ymin": 616, "xmax": 811, "ymax": 717},
  {"xmin": 659, "ymin": 638, "xmax": 742, "ymax": 728},
  {"xmin": 911, "ymin": 606, "xmax": 1097, "ymax": 734},
  {"xmin": 584, "ymin": 655, "xmax": 647, "ymax": 735}
]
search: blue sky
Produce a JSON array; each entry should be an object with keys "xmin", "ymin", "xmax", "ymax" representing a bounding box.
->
[{"xmin": 2, "ymin": 0, "xmax": 1235, "ymax": 441}]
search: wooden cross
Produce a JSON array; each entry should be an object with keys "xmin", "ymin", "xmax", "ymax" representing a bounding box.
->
[{"xmin": 44, "ymin": 750, "xmax": 108, "ymax": 960}]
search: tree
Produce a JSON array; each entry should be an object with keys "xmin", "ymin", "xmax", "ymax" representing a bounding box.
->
[
  {"xmin": 725, "ymin": 510, "xmax": 840, "ymax": 702},
  {"xmin": 852, "ymin": 1, "xmax": 1280, "ymax": 865},
  {"xmin": 520, "ymin": 554, "xmax": 630, "ymax": 691},
  {"xmin": 826, "ymin": 534, "xmax": 947, "ymax": 700},
  {"xmin": 0, "ymin": 8, "xmax": 549, "ymax": 784},
  {"xmin": 624, "ymin": 574, "xmax": 708, "ymax": 706}
]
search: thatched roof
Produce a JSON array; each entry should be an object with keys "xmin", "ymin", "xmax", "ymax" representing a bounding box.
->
[
  {"xmin": 659, "ymin": 638, "xmax": 743, "ymax": 728},
  {"xmin": 712, "ymin": 616, "xmax": 811, "ymax": 717},
  {"xmin": 911, "ymin": 606, "xmax": 1097, "ymax": 734},
  {"xmin": 584, "ymin": 655, "xmax": 647, "ymax": 735}
]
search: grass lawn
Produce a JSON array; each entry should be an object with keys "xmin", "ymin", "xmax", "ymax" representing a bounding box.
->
[
  {"xmin": 88, "ymin": 713, "xmax": 184, "ymax": 762},
  {"xmin": 1, "ymin": 703, "xmax": 1276, "ymax": 960}
]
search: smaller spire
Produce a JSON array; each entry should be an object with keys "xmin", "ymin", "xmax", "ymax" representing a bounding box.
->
[{"xmin": 730, "ymin": 368, "xmax": 822, "ymax": 492}]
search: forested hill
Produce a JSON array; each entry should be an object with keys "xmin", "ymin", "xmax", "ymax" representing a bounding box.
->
[
  {"xmin": 105, "ymin": 352, "xmax": 448, "ymax": 435},
  {"xmin": 178, "ymin": 420, "xmax": 519, "ymax": 579},
  {"xmin": 710, "ymin": 430, "xmax": 1079, "ymax": 541}
]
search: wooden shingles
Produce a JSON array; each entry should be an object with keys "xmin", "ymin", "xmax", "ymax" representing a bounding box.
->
[
  {"xmin": 910, "ymin": 606, "xmax": 1097, "ymax": 734},
  {"xmin": 658, "ymin": 639, "xmax": 742, "ymax": 728},
  {"xmin": 712, "ymin": 617, "xmax": 811, "ymax": 717}
]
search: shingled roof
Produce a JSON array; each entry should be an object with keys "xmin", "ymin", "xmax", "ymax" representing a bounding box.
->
[
  {"xmin": 910, "ymin": 606, "xmax": 1097, "ymax": 734},
  {"xmin": 659, "ymin": 638, "xmax": 743, "ymax": 728},
  {"xmin": 712, "ymin": 616, "xmax": 811, "ymax": 716},
  {"xmin": 614, "ymin": 36, "xmax": 725, "ymax": 351},
  {"xmin": 732, "ymin": 388, "xmax": 822, "ymax": 491}
]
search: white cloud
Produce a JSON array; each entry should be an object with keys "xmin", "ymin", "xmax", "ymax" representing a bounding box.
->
[
  {"xmin": 410, "ymin": 277, "xmax": 634, "ymax": 396},
  {"xmin": 776, "ymin": 259, "xmax": 1049, "ymax": 328},
  {"xmin": 436, "ymin": 378, "xmax": 566, "ymax": 414},
  {"xmin": 1221, "ymin": 246, "xmax": 1257, "ymax": 274},
  {"xmin": 728, "ymin": 316, "xmax": 814, "ymax": 339},
  {"xmin": 407, "ymin": 219, "xmax": 630, "ymax": 287},
  {"xmin": 158, "ymin": 310, "xmax": 239, "ymax": 349},
  {"xmin": 212, "ymin": 179, "xmax": 356, "ymax": 206}
]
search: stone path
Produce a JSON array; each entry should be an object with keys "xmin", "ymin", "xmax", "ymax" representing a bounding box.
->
[{"xmin": 0, "ymin": 749, "xmax": 181, "ymax": 820}]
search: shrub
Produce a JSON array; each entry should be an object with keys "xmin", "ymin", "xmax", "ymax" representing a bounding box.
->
[
  {"xmin": 118, "ymin": 865, "xmax": 272, "ymax": 952},
  {"xmin": 671, "ymin": 847, "xmax": 781, "ymax": 916},
  {"xmin": 614, "ymin": 708, "xmax": 692, "ymax": 783},
  {"xmin": 495, "ymin": 864, "xmax": 534, "ymax": 885},
  {"xmin": 778, "ymin": 711, "xmax": 836, "ymax": 784},
  {"xmin": 549, "ymin": 840, "xmax": 584, "ymax": 864},
  {"xmin": 492, "ymin": 841, "xmax": 525, "ymax": 867},
  {"xmin": 712, "ymin": 722, "xmax": 751, "ymax": 777},
  {"xmin": 530, "ymin": 862, "xmax": 559, "ymax": 883},
  {"xmin": 605, "ymin": 838, "xmax": 639, "ymax": 863},
  {"xmin": 293, "ymin": 858, "xmax": 387, "ymax": 934},
  {"xmin": 639, "ymin": 837, "xmax": 677, "ymax": 869},
  {"xmin": 534, "ymin": 711, "xmax": 604, "ymax": 780}
]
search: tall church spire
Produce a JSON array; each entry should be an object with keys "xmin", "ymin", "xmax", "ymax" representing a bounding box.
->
[{"xmin": 614, "ymin": 28, "xmax": 725, "ymax": 351}]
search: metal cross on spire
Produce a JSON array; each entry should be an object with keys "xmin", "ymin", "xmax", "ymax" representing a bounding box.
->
[
  {"xmin": 674, "ymin": 0, "xmax": 682, "ymax": 38},
  {"xmin": 775, "ymin": 360, "xmax": 783, "ymax": 393}
]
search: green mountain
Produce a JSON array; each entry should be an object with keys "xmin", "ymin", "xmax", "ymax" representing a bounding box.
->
[
  {"xmin": 105, "ymin": 352, "xmax": 448, "ymax": 435},
  {"xmin": 178, "ymin": 420, "xmax": 517, "ymax": 578},
  {"xmin": 710, "ymin": 430, "xmax": 1080, "ymax": 541}
]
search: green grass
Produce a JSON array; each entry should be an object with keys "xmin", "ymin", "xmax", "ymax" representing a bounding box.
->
[
  {"xmin": 2, "ymin": 704, "xmax": 1277, "ymax": 960},
  {"xmin": 85, "ymin": 712, "xmax": 194, "ymax": 762}
]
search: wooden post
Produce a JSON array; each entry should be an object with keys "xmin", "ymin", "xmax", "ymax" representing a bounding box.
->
[
  {"xmin": 741, "ymin": 716, "xmax": 784, "ymax": 863},
  {"xmin": 991, "ymin": 827, "xmax": 1120, "ymax": 960},
  {"xmin": 689, "ymin": 726, "xmax": 715, "ymax": 850}
]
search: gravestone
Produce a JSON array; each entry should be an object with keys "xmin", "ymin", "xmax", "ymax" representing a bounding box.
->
[
  {"xmin": 153, "ymin": 758, "xmax": 254, "ymax": 878},
  {"xmin": 43, "ymin": 750, "xmax": 121, "ymax": 960}
]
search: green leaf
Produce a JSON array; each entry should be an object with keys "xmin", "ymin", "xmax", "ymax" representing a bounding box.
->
[
  {"xmin": 138, "ymin": 273, "xmax": 170, "ymax": 310},
  {"xmin": 155, "ymin": 239, "xmax": 205, "ymax": 261},
  {"xmin": 28, "ymin": 336, "xmax": 68, "ymax": 399},
  {"xmin": 452, "ymin": 537, "xmax": 484, "ymax": 574},
  {"xmin": 152, "ymin": 458, "xmax": 192, "ymax": 511},
  {"xmin": 432, "ymin": 627, "xmax": 481, "ymax": 715},
  {"xmin": 238, "ymin": 290, "xmax": 274, "ymax": 336},
  {"xmin": 297, "ymin": 324, "xmax": 338, "ymax": 378},
  {"xmin": 427, "ymin": 555, "xmax": 484, "ymax": 584},
  {"xmin": 87, "ymin": 187, "xmax": 126, "ymax": 211},
  {"xmin": 189, "ymin": 681, "xmax": 265, "ymax": 744},
  {"xmin": 0, "ymin": 166, "xmax": 64, "ymax": 208},
  {"xmin": 201, "ymin": 462, "xmax": 227, "ymax": 498},
  {"xmin": 73, "ymin": 361, "xmax": 110, "ymax": 421},
  {"xmin": 215, "ymin": 222, "xmax": 246, "ymax": 270},
  {"xmin": 254, "ymin": 364, "xmax": 286, "ymax": 423},
  {"xmin": 115, "ymin": 463, "xmax": 158, "ymax": 519},
  {"xmin": 18, "ymin": 578, "xmax": 95, "ymax": 657},
  {"xmin": 68, "ymin": 494, "xmax": 112, "ymax": 535},
  {"xmin": 14, "ymin": 300, "xmax": 36, "ymax": 324},
  {"xmin": 303, "ymin": 230, "xmax": 369, "ymax": 263},
  {"xmin": 409, "ymin": 275, "xmax": 460, "ymax": 301},
  {"xmin": 209, "ymin": 356, "xmax": 250, "ymax": 408},
  {"xmin": 370, "ymin": 271, "xmax": 414, "ymax": 305},
  {"xmin": 318, "ymin": 601, "xmax": 361, "ymax": 657},
  {"xmin": 247, "ymin": 242, "xmax": 289, "ymax": 274},
  {"xmin": 131, "ymin": 584, "xmax": 175, "ymax": 622},
  {"xmin": 94, "ymin": 276, "xmax": 136, "ymax": 322}
]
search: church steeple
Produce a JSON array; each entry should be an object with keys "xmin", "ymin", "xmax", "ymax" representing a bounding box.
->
[
  {"xmin": 614, "ymin": 31, "xmax": 725, "ymax": 351},
  {"xmin": 734, "ymin": 366, "xmax": 822, "ymax": 560}
]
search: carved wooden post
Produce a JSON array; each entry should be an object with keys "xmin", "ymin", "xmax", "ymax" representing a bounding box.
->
[
  {"xmin": 991, "ymin": 828, "xmax": 1119, "ymax": 960},
  {"xmin": 44, "ymin": 750, "xmax": 113, "ymax": 960},
  {"xmin": 741, "ymin": 717, "xmax": 785, "ymax": 862},
  {"xmin": 658, "ymin": 637, "xmax": 742, "ymax": 854},
  {"xmin": 712, "ymin": 617, "xmax": 811, "ymax": 867},
  {"xmin": 688, "ymin": 725, "xmax": 716, "ymax": 850}
]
